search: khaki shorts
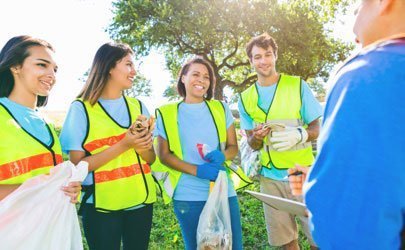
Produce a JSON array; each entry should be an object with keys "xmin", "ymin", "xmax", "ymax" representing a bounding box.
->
[{"xmin": 259, "ymin": 176, "xmax": 316, "ymax": 247}]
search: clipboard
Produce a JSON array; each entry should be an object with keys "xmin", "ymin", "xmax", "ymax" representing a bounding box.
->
[{"xmin": 245, "ymin": 190, "xmax": 307, "ymax": 217}]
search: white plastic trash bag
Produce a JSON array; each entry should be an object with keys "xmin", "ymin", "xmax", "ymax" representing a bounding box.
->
[
  {"xmin": 240, "ymin": 135, "xmax": 261, "ymax": 180},
  {"xmin": 0, "ymin": 161, "xmax": 88, "ymax": 250},
  {"xmin": 197, "ymin": 171, "xmax": 232, "ymax": 250}
]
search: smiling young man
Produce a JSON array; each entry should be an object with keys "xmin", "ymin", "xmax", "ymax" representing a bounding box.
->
[
  {"xmin": 302, "ymin": 0, "xmax": 405, "ymax": 248},
  {"xmin": 238, "ymin": 33, "xmax": 322, "ymax": 249}
]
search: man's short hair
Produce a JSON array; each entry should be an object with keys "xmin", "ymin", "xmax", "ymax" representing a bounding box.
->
[{"xmin": 246, "ymin": 33, "xmax": 278, "ymax": 59}]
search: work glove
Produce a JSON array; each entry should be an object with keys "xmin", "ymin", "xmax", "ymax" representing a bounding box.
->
[
  {"xmin": 196, "ymin": 163, "xmax": 226, "ymax": 181},
  {"xmin": 269, "ymin": 126, "xmax": 308, "ymax": 152},
  {"xmin": 204, "ymin": 150, "xmax": 226, "ymax": 165}
]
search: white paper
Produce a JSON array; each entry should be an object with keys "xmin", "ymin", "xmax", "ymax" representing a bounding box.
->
[{"xmin": 245, "ymin": 190, "xmax": 307, "ymax": 217}]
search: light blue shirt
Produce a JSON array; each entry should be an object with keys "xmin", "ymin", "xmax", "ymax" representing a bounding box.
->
[
  {"xmin": 238, "ymin": 79, "xmax": 322, "ymax": 181},
  {"xmin": 156, "ymin": 101, "xmax": 237, "ymax": 201},
  {"xmin": 0, "ymin": 97, "xmax": 52, "ymax": 146},
  {"xmin": 60, "ymin": 96, "xmax": 149, "ymax": 204}
]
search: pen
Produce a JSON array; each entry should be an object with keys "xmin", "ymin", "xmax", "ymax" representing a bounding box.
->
[{"xmin": 288, "ymin": 171, "xmax": 303, "ymax": 177}]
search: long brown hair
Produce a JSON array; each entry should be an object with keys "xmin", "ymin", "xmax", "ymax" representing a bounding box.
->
[
  {"xmin": 177, "ymin": 57, "xmax": 216, "ymax": 100},
  {"xmin": 78, "ymin": 42, "xmax": 134, "ymax": 105},
  {"xmin": 0, "ymin": 35, "xmax": 54, "ymax": 107}
]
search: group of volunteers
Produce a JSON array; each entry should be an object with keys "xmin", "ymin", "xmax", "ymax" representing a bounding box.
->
[{"xmin": 0, "ymin": 0, "xmax": 404, "ymax": 249}]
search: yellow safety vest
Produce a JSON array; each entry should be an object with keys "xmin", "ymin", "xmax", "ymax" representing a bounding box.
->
[
  {"xmin": 0, "ymin": 104, "xmax": 62, "ymax": 184},
  {"xmin": 152, "ymin": 100, "xmax": 252, "ymax": 204},
  {"xmin": 80, "ymin": 97, "xmax": 156, "ymax": 212},
  {"xmin": 240, "ymin": 74, "xmax": 315, "ymax": 169}
]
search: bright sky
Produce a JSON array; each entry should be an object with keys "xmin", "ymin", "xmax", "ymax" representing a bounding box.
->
[
  {"xmin": 0, "ymin": 0, "xmax": 357, "ymax": 113},
  {"xmin": 0, "ymin": 0, "xmax": 171, "ymax": 113}
]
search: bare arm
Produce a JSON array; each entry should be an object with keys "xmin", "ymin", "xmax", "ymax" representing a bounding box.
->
[
  {"xmin": 246, "ymin": 125, "xmax": 271, "ymax": 150},
  {"xmin": 223, "ymin": 124, "xmax": 238, "ymax": 160},
  {"xmin": 157, "ymin": 135, "xmax": 197, "ymax": 176},
  {"xmin": 306, "ymin": 119, "xmax": 320, "ymax": 142},
  {"xmin": 0, "ymin": 184, "xmax": 19, "ymax": 201}
]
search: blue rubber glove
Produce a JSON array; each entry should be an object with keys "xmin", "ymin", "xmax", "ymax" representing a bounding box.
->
[
  {"xmin": 196, "ymin": 163, "xmax": 226, "ymax": 181},
  {"xmin": 204, "ymin": 150, "xmax": 226, "ymax": 165}
]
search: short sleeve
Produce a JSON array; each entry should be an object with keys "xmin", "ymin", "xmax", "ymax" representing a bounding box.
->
[
  {"xmin": 155, "ymin": 109, "xmax": 167, "ymax": 140},
  {"xmin": 300, "ymin": 80, "xmax": 323, "ymax": 124},
  {"xmin": 139, "ymin": 101, "xmax": 150, "ymax": 117},
  {"xmin": 237, "ymin": 96, "xmax": 255, "ymax": 130},
  {"xmin": 59, "ymin": 101, "xmax": 87, "ymax": 153},
  {"xmin": 222, "ymin": 102, "xmax": 235, "ymax": 129}
]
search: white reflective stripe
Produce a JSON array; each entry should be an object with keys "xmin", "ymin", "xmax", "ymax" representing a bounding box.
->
[
  {"xmin": 152, "ymin": 171, "xmax": 168, "ymax": 181},
  {"xmin": 227, "ymin": 162, "xmax": 239, "ymax": 172},
  {"xmin": 220, "ymin": 142, "xmax": 226, "ymax": 151},
  {"xmin": 265, "ymin": 118, "xmax": 302, "ymax": 127},
  {"xmin": 163, "ymin": 177, "xmax": 174, "ymax": 198},
  {"xmin": 266, "ymin": 141, "xmax": 312, "ymax": 151},
  {"xmin": 153, "ymin": 171, "xmax": 174, "ymax": 197}
]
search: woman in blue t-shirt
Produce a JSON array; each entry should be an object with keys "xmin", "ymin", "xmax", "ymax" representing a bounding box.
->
[
  {"xmin": 156, "ymin": 57, "xmax": 243, "ymax": 249},
  {"xmin": 0, "ymin": 35, "xmax": 81, "ymax": 202},
  {"xmin": 60, "ymin": 42, "xmax": 156, "ymax": 250}
]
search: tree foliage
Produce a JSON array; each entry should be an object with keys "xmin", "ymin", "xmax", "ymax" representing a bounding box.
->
[
  {"xmin": 109, "ymin": 0, "xmax": 353, "ymax": 99},
  {"xmin": 124, "ymin": 74, "xmax": 152, "ymax": 98},
  {"xmin": 162, "ymin": 83, "xmax": 181, "ymax": 101},
  {"xmin": 79, "ymin": 70, "xmax": 152, "ymax": 97}
]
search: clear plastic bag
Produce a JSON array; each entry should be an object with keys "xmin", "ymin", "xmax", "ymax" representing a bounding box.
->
[
  {"xmin": 0, "ymin": 161, "xmax": 88, "ymax": 250},
  {"xmin": 239, "ymin": 134, "xmax": 262, "ymax": 180},
  {"xmin": 197, "ymin": 171, "xmax": 232, "ymax": 250}
]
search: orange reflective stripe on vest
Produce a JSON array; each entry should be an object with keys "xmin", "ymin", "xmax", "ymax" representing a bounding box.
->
[
  {"xmin": 0, "ymin": 103, "xmax": 63, "ymax": 184},
  {"xmin": 0, "ymin": 153, "xmax": 62, "ymax": 181},
  {"xmin": 94, "ymin": 163, "xmax": 151, "ymax": 183},
  {"xmin": 79, "ymin": 97, "xmax": 156, "ymax": 211},
  {"xmin": 84, "ymin": 133, "xmax": 125, "ymax": 152}
]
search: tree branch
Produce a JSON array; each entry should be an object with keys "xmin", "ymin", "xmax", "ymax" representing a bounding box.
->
[
  {"xmin": 224, "ymin": 61, "xmax": 250, "ymax": 70},
  {"xmin": 221, "ymin": 74, "xmax": 257, "ymax": 90},
  {"xmin": 239, "ymin": 74, "xmax": 257, "ymax": 88},
  {"xmin": 221, "ymin": 79, "xmax": 237, "ymax": 87},
  {"xmin": 173, "ymin": 33, "xmax": 207, "ymax": 55},
  {"xmin": 217, "ymin": 33, "xmax": 239, "ymax": 71}
]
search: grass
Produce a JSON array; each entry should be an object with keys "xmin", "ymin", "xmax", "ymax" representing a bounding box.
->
[{"xmin": 78, "ymin": 182, "xmax": 311, "ymax": 249}]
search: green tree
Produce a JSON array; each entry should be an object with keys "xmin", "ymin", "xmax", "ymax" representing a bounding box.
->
[
  {"xmin": 307, "ymin": 78, "xmax": 326, "ymax": 100},
  {"xmin": 79, "ymin": 70, "xmax": 152, "ymax": 97},
  {"xmin": 161, "ymin": 52, "xmax": 183, "ymax": 100},
  {"xmin": 162, "ymin": 83, "xmax": 180, "ymax": 101},
  {"xmin": 124, "ymin": 74, "xmax": 152, "ymax": 97},
  {"xmin": 109, "ymin": 0, "xmax": 353, "ymax": 99}
]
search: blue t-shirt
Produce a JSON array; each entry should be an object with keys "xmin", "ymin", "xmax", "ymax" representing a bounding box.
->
[
  {"xmin": 304, "ymin": 40, "xmax": 405, "ymax": 249},
  {"xmin": 0, "ymin": 97, "xmax": 52, "ymax": 146},
  {"xmin": 60, "ymin": 96, "xmax": 150, "ymax": 204},
  {"xmin": 156, "ymin": 101, "xmax": 237, "ymax": 201},
  {"xmin": 238, "ymin": 78, "xmax": 322, "ymax": 181}
]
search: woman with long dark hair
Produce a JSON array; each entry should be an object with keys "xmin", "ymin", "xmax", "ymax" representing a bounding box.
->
[
  {"xmin": 60, "ymin": 42, "xmax": 156, "ymax": 250},
  {"xmin": 0, "ymin": 35, "xmax": 81, "ymax": 202}
]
